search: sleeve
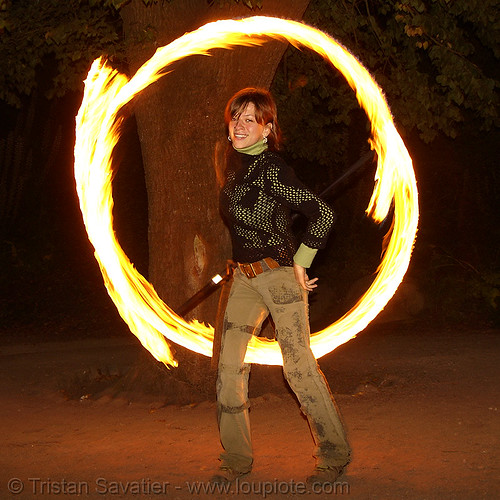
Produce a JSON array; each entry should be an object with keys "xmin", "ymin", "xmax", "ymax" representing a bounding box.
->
[
  {"xmin": 293, "ymin": 243, "xmax": 318, "ymax": 268},
  {"xmin": 264, "ymin": 154, "xmax": 336, "ymax": 251}
]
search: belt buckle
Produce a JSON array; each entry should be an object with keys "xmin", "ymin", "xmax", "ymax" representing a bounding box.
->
[{"xmin": 241, "ymin": 262, "xmax": 256, "ymax": 279}]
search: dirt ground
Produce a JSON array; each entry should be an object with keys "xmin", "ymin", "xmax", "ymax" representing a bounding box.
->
[{"xmin": 1, "ymin": 322, "xmax": 498, "ymax": 499}]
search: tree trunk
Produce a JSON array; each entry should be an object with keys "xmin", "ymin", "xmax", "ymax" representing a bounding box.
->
[{"xmin": 119, "ymin": 0, "xmax": 310, "ymax": 394}]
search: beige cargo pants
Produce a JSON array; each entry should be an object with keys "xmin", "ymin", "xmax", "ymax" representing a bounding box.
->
[{"xmin": 216, "ymin": 265, "xmax": 351, "ymax": 473}]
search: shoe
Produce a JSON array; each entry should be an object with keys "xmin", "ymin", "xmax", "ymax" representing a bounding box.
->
[
  {"xmin": 306, "ymin": 465, "xmax": 345, "ymax": 485},
  {"xmin": 210, "ymin": 466, "xmax": 250, "ymax": 484}
]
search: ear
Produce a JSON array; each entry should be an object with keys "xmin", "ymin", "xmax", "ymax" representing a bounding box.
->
[{"xmin": 263, "ymin": 123, "xmax": 273, "ymax": 138}]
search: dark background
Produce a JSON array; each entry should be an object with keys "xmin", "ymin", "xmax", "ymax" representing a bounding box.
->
[
  {"xmin": 1, "ymin": 0, "xmax": 499, "ymax": 345},
  {"xmin": 1, "ymin": 91, "xmax": 498, "ymax": 344}
]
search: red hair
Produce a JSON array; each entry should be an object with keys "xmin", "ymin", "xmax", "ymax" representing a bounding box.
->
[{"xmin": 224, "ymin": 88, "xmax": 282, "ymax": 151}]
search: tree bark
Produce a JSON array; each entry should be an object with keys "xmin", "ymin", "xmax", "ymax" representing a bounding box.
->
[
  {"xmin": 118, "ymin": 0, "xmax": 309, "ymax": 394},
  {"xmin": 120, "ymin": 0, "xmax": 310, "ymax": 326}
]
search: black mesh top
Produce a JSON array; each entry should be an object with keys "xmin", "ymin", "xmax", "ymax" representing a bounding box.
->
[{"xmin": 219, "ymin": 149, "xmax": 335, "ymax": 266}]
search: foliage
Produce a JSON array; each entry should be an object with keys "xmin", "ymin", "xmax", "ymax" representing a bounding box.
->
[
  {"xmin": 2, "ymin": 0, "xmax": 497, "ymax": 142},
  {"xmin": 0, "ymin": 0, "xmax": 122, "ymax": 107},
  {"xmin": 272, "ymin": 48, "xmax": 364, "ymax": 169},
  {"xmin": 421, "ymin": 246, "xmax": 500, "ymax": 326},
  {"xmin": 272, "ymin": 0, "xmax": 499, "ymax": 166},
  {"xmin": 0, "ymin": 0, "xmax": 267, "ymax": 108}
]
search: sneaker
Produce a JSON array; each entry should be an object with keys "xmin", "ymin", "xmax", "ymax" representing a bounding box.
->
[
  {"xmin": 210, "ymin": 466, "xmax": 250, "ymax": 484},
  {"xmin": 306, "ymin": 465, "xmax": 345, "ymax": 485}
]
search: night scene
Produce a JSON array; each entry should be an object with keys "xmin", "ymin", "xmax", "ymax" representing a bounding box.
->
[{"xmin": 1, "ymin": 1, "xmax": 498, "ymax": 498}]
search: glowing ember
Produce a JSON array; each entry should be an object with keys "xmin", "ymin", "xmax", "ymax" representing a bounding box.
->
[{"xmin": 74, "ymin": 16, "xmax": 418, "ymax": 367}]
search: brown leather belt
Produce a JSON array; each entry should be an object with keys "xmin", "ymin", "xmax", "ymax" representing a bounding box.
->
[{"xmin": 238, "ymin": 257, "xmax": 280, "ymax": 279}]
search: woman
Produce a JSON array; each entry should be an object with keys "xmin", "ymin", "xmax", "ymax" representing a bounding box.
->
[{"xmin": 213, "ymin": 88, "xmax": 350, "ymax": 485}]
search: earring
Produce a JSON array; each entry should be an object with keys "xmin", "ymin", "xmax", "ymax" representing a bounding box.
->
[
  {"xmin": 228, "ymin": 135, "xmax": 231, "ymax": 142},
  {"xmin": 263, "ymin": 137, "xmax": 268, "ymax": 144}
]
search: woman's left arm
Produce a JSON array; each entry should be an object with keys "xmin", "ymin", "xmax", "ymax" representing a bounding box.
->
[
  {"xmin": 267, "ymin": 156, "xmax": 336, "ymax": 250},
  {"xmin": 266, "ymin": 156, "xmax": 336, "ymax": 290}
]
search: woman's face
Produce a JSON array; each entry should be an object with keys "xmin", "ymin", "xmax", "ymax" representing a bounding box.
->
[{"xmin": 228, "ymin": 102, "xmax": 271, "ymax": 149}]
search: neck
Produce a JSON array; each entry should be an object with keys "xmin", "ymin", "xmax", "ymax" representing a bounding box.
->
[{"xmin": 233, "ymin": 139, "xmax": 268, "ymax": 155}]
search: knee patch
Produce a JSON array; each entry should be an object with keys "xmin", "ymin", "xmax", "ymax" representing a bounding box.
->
[
  {"xmin": 217, "ymin": 400, "xmax": 251, "ymax": 414},
  {"xmin": 224, "ymin": 320, "xmax": 261, "ymax": 336}
]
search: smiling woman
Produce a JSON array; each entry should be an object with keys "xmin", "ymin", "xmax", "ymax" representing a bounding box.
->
[
  {"xmin": 229, "ymin": 103, "xmax": 269, "ymax": 148},
  {"xmin": 213, "ymin": 86, "xmax": 349, "ymax": 485},
  {"xmin": 226, "ymin": 89, "xmax": 281, "ymax": 151},
  {"xmin": 74, "ymin": 16, "xmax": 418, "ymax": 368}
]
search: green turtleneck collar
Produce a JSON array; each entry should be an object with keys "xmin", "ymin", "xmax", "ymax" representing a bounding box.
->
[{"xmin": 233, "ymin": 139, "xmax": 268, "ymax": 155}]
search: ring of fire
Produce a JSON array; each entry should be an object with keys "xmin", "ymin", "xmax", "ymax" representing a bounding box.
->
[{"xmin": 74, "ymin": 16, "xmax": 418, "ymax": 367}]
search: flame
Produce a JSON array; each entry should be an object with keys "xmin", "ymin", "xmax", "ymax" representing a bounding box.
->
[{"xmin": 74, "ymin": 17, "xmax": 418, "ymax": 367}]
